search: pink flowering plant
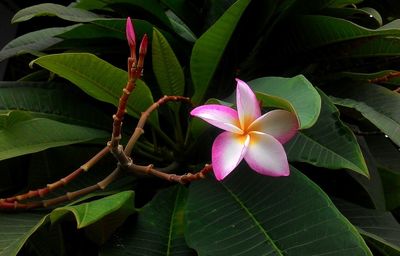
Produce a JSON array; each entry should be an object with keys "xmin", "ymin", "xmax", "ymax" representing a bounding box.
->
[
  {"xmin": 0, "ymin": 1, "xmax": 399, "ymax": 255},
  {"xmin": 191, "ymin": 79, "xmax": 298, "ymax": 180}
]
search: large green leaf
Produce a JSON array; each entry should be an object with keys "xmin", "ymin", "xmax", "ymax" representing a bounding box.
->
[
  {"xmin": 101, "ymin": 186, "xmax": 195, "ymax": 255},
  {"xmin": 273, "ymin": 15, "xmax": 400, "ymax": 56},
  {"xmin": 285, "ymin": 90, "xmax": 368, "ymax": 176},
  {"xmin": 185, "ymin": 166, "xmax": 372, "ymax": 255},
  {"xmin": 329, "ymin": 83, "xmax": 400, "ymax": 146},
  {"xmin": 249, "ymin": 75, "xmax": 321, "ymax": 129},
  {"xmin": 0, "ymin": 81, "xmax": 110, "ymax": 130},
  {"xmin": 12, "ymin": 3, "xmax": 101, "ymax": 23},
  {"xmin": 0, "ymin": 213, "xmax": 47, "ymax": 256},
  {"xmin": 0, "ymin": 111, "xmax": 109, "ymax": 160},
  {"xmin": 0, "ymin": 25, "xmax": 78, "ymax": 62},
  {"xmin": 59, "ymin": 18, "xmax": 154, "ymax": 41},
  {"xmin": 152, "ymin": 28, "xmax": 185, "ymax": 96},
  {"xmin": 191, "ymin": 0, "xmax": 251, "ymax": 104},
  {"xmin": 30, "ymin": 53, "xmax": 158, "ymax": 125},
  {"xmin": 335, "ymin": 200, "xmax": 400, "ymax": 255},
  {"xmin": 50, "ymin": 191, "xmax": 135, "ymax": 244}
]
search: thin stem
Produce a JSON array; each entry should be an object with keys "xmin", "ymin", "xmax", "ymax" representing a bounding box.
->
[
  {"xmin": 2, "ymin": 146, "xmax": 109, "ymax": 203},
  {"xmin": 124, "ymin": 95, "xmax": 191, "ymax": 156},
  {"xmin": 0, "ymin": 167, "xmax": 122, "ymax": 210},
  {"xmin": 126, "ymin": 163, "xmax": 212, "ymax": 184}
]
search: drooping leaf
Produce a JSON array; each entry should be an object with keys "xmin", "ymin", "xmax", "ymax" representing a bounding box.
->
[
  {"xmin": 320, "ymin": 7, "xmax": 382, "ymax": 28},
  {"xmin": 249, "ymin": 75, "xmax": 321, "ymax": 129},
  {"xmin": 285, "ymin": 90, "xmax": 368, "ymax": 177},
  {"xmin": 185, "ymin": 166, "xmax": 372, "ymax": 255},
  {"xmin": 0, "ymin": 213, "xmax": 47, "ymax": 256},
  {"xmin": 329, "ymin": 83, "xmax": 400, "ymax": 146},
  {"xmin": 0, "ymin": 25, "xmax": 78, "ymax": 62},
  {"xmin": 30, "ymin": 53, "xmax": 158, "ymax": 125},
  {"xmin": 0, "ymin": 111, "xmax": 109, "ymax": 160},
  {"xmin": 50, "ymin": 191, "xmax": 135, "ymax": 244},
  {"xmin": 152, "ymin": 28, "xmax": 185, "ymax": 97},
  {"xmin": 335, "ymin": 200, "xmax": 400, "ymax": 255},
  {"xmin": 12, "ymin": 3, "xmax": 101, "ymax": 23},
  {"xmin": 191, "ymin": 0, "xmax": 251, "ymax": 104},
  {"xmin": 102, "ymin": 186, "xmax": 195, "ymax": 255}
]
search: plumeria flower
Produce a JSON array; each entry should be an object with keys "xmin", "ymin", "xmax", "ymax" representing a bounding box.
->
[{"xmin": 191, "ymin": 79, "xmax": 299, "ymax": 180}]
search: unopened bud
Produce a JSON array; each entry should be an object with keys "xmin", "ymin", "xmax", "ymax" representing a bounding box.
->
[
  {"xmin": 139, "ymin": 34, "xmax": 148, "ymax": 56},
  {"xmin": 126, "ymin": 17, "xmax": 136, "ymax": 49}
]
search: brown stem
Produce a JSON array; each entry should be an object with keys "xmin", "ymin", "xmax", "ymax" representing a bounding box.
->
[
  {"xmin": 0, "ymin": 167, "xmax": 122, "ymax": 210},
  {"xmin": 1, "ymin": 146, "xmax": 109, "ymax": 203},
  {"xmin": 124, "ymin": 95, "xmax": 191, "ymax": 156},
  {"xmin": 126, "ymin": 163, "xmax": 213, "ymax": 184},
  {"xmin": 368, "ymin": 71, "xmax": 400, "ymax": 84}
]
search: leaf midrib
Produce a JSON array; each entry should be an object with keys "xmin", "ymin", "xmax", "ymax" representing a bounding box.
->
[
  {"xmin": 166, "ymin": 187, "xmax": 181, "ymax": 256},
  {"xmin": 221, "ymin": 184, "xmax": 284, "ymax": 256}
]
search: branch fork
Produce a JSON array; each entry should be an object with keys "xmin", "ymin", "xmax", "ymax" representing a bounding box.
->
[{"xmin": 0, "ymin": 18, "xmax": 212, "ymax": 210}]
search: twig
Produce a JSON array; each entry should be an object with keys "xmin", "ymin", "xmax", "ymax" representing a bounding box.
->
[
  {"xmin": 124, "ymin": 95, "xmax": 191, "ymax": 156},
  {"xmin": 368, "ymin": 71, "xmax": 400, "ymax": 84},
  {"xmin": 1, "ymin": 146, "xmax": 109, "ymax": 203}
]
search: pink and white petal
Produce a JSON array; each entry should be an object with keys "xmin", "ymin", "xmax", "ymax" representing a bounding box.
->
[
  {"xmin": 248, "ymin": 109, "xmax": 299, "ymax": 144},
  {"xmin": 212, "ymin": 132, "xmax": 249, "ymax": 180},
  {"xmin": 236, "ymin": 78, "xmax": 261, "ymax": 129},
  {"xmin": 244, "ymin": 132, "xmax": 290, "ymax": 177},
  {"xmin": 191, "ymin": 105, "xmax": 242, "ymax": 133}
]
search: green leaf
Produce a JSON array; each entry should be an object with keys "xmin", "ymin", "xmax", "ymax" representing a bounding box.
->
[
  {"xmin": 12, "ymin": 3, "xmax": 101, "ymax": 23},
  {"xmin": 50, "ymin": 191, "xmax": 135, "ymax": 228},
  {"xmin": 366, "ymin": 135, "xmax": 400, "ymax": 174},
  {"xmin": 102, "ymin": 186, "xmax": 195, "ymax": 255},
  {"xmin": 287, "ymin": 0, "xmax": 363, "ymax": 14},
  {"xmin": 104, "ymin": 0, "xmax": 171, "ymax": 27},
  {"xmin": 165, "ymin": 10, "xmax": 197, "ymax": 42},
  {"xmin": 152, "ymin": 28, "xmax": 185, "ymax": 96},
  {"xmin": 329, "ymin": 83, "xmax": 400, "ymax": 146},
  {"xmin": 50, "ymin": 191, "xmax": 135, "ymax": 245},
  {"xmin": 248, "ymin": 75, "xmax": 321, "ymax": 129},
  {"xmin": 30, "ymin": 53, "xmax": 158, "ymax": 125},
  {"xmin": 0, "ymin": 213, "xmax": 47, "ymax": 256},
  {"xmin": 0, "ymin": 25, "xmax": 78, "ymax": 62},
  {"xmin": 185, "ymin": 166, "xmax": 372, "ymax": 255},
  {"xmin": 285, "ymin": 90, "xmax": 368, "ymax": 177},
  {"xmin": 59, "ymin": 18, "xmax": 154, "ymax": 41},
  {"xmin": 273, "ymin": 15, "xmax": 400, "ymax": 56},
  {"xmin": 0, "ymin": 81, "xmax": 110, "ymax": 130},
  {"xmin": 335, "ymin": 200, "xmax": 400, "ymax": 254},
  {"xmin": 191, "ymin": 0, "xmax": 251, "ymax": 104},
  {"xmin": 0, "ymin": 111, "xmax": 109, "ymax": 160}
]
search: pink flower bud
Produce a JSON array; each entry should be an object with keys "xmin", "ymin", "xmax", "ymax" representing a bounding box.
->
[
  {"xmin": 126, "ymin": 17, "xmax": 136, "ymax": 48},
  {"xmin": 139, "ymin": 34, "xmax": 148, "ymax": 56}
]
